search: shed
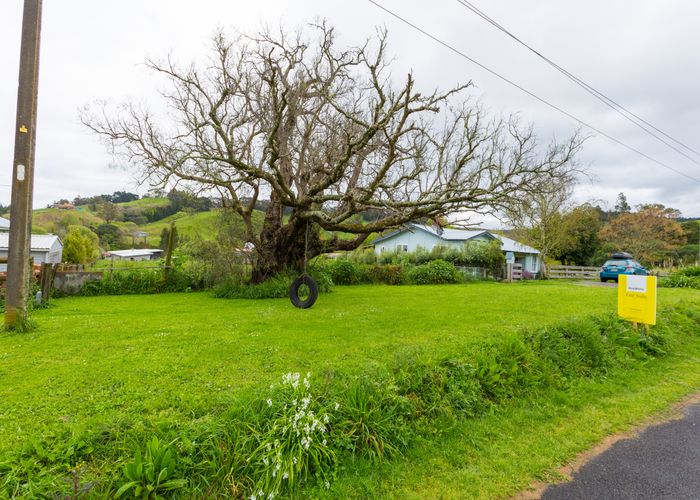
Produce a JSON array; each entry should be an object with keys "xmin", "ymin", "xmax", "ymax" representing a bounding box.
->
[
  {"xmin": 106, "ymin": 248, "xmax": 164, "ymax": 261},
  {"xmin": 0, "ymin": 233, "xmax": 63, "ymax": 268}
]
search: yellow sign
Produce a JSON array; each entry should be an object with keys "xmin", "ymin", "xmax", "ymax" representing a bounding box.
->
[
  {"xmin": 19, "ymin": 125, "xmax": 28, "ymax": 133},
  {"xmin": 618, "ymin": 275, "xmax": 657, "ymax": 325}
]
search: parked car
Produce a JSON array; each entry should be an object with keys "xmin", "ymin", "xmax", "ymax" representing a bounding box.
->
[{"xmin": 600, "ymin": 253, "xmax": 649, "ymax": 282}]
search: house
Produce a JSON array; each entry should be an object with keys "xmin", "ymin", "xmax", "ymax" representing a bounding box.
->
[
  {"xmin": 0, "ymin": 217, "xmax": 10, "ymax": 232},
  {"xmin": 106, "ymin": 248, "xmax": 164, "ymax": 261},
  {"xmin": 370, "ymin": 223, "xmax": 541, "ymax": 274},
  {"xmin": 0, "ymin": 233, "xmax": 63, "ymax": 270}
]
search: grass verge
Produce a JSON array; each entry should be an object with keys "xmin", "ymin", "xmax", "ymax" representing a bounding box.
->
[{"xmin": 0, "ymin": 283, "xmax": 698, "ymax": 497}]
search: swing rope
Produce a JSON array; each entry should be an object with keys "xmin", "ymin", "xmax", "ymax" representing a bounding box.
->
[{"xmin": 302, "ymin": 221, "xmax": 310, "ymax": 276}]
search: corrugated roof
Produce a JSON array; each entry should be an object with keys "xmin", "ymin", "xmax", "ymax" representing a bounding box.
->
[
  {"xmin": 492, "ymin": 234, "xmax": 540, "ymax": 254},
  {"xmin": 370, "ymin": 222, "xmax": 539, "ymax": 254},
  {"xmin": 107, "ymin": 249, "xmax": 163, "ymax": 258},
  {"xmin": 0, "ymin": 217, "xmax": 10, "ymax": 230},
  {"xmin": 0, "ymin": 233, "xmax": 61, "ymax": 251}
]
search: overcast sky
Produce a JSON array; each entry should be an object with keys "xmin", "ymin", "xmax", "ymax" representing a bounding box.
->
[{"xmin": 1, "ymin": 0, "xmax": 699, "ymax": 219}]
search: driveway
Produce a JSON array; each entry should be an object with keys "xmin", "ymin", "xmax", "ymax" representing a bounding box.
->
[{"xmin": 541, "ymin": 401, "xmax": 700, "ymax": 499}]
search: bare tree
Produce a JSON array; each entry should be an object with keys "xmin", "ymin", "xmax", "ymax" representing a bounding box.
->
[
  {"xmin": 83, "ymin": 22, "xmax": 583, "ymax": 283},
  {"xmin": 502, "ymin": 172, "xmax": 577, "ymax": 276}
]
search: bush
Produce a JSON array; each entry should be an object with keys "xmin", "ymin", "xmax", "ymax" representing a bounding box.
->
[
  {"xmin": 372, "ymin": 264, "xmax": 405, "ymax": 285},
  {"xmin": 324, "ymin": 259, "xmax": 362, "ymax": 285},
  {"xmin": 76, "ymin": 269, "xmax": 194, "ymax": 296},
  {"xmin": 213, "ymin": 269, "xmax": 333, "ymax": 299},
  {"xmin": 406, "ymin": 260, "xmax": 460, "ymax": 285},
  {"xmin": 677, "ymin": 266, "xmax": 700, "ymax": 277},
  {"xmin": 661, "ymin": 274, "xmax": 700, "ymax": 289},
  {"xmin": 661, "ymin": 266, "xmax": 700, "ymax": 289}
]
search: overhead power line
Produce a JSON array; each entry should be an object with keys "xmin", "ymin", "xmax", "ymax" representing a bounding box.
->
[
  {"xmin": 367, "ymin": 0, "xmax": 700, "ymax": 185},
  {"xmin": 455, "ymin": 0, "xmax": 700, "ymax": 166}
]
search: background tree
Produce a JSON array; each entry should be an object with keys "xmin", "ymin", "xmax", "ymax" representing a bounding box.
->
[
  {"xmin": 614, "ymin": 192, "xmax": 631, "ymax": 214},
  {"xmin": 97, "ymin": 201, "xmax": 123, "ymax": 223},
  {"xmin": 503, "ymin": 174, "xmax": 576, "ymax": 274},
  {"xmin": 94, "ymin": 223, "xmax": 123, "ymax": 250},
  {"xmin": 555, "ymin": 203, "xmax": 603, "ymax": 265},
  {"xmin": 599, "ymin": 204, "xmax": 686, "ymax": 265},
  {"xmin": 83, "ymin": 22, "xmax": 583, "ymax": 283},
  {"xmin": 62, "ymin": 226, "xmax": 100, "ymax": 264}
]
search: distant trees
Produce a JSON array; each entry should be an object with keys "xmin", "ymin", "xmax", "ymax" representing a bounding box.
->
[
  {"xmin": 555, "ymin": 203, "xmax": 603, "ymax": 265},
  {"xmin": 97, "ymin": 201, "xmax": 123, "ymax": 223},
  {"xmin": 599, "ymin": 205, "xmax": 686, "ymax": 265}
]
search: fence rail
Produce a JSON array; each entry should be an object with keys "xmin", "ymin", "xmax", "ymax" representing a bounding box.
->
[{"xmin": 548, "ymin": 265, "xmax": 599, "ymax": 280}]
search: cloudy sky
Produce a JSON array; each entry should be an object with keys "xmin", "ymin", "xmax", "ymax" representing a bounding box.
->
[{"xmin": 1, "ymin": 0, "xmax": 699, "ymax": 218}]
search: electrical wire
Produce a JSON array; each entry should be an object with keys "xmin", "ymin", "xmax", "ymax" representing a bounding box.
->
[
  {"xmin": 455, "ymin": 0, "xmax": 700, "ymax": 165},
  {"xmin": 367, "ymin": 0, "xmax": 700, "ymax": 184}
]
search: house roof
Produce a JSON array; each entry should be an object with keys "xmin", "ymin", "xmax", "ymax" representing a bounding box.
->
[
  {"xmin": 107, "ymin": 249, "xmax": 163, "ymax": 258},
  {"xmin": 0, "ymin": 217, "xmax": 10, "ymax": 230},
  {"xmin": 0, "ymin": 233, "xmax": 62, "ymax": 252},
  {"xmin": 371, "ymin": 222, "xmax": 540, "ymax": 254}
]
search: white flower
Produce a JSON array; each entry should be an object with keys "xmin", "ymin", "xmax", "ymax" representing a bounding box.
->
[
  {"xmin": 263, "ymin": 457, "xmax": 269, "ymax": 466},
  {"xmin": 325, "ymin": 480, "xmax": 330, "ymax": 489},
  {"xmin": 293, "ymin": 457, "xmax": 298, "ymax": 465},
  {"xmin": 268, "ymin": 493, "xmax": 275, "ymax": 500},
  {"xmin": 283, "ymin": 472, "xmax": 289, "ymax": 480},
  {"xmin": 323, "ymin": 414, "xmax": 330, "ymax": 424},
  {"xmin": 322, "ymin": 439, "xmax": 327, "ymax": 446},
  {"xmin": 250, "ymin": 495, "xmax": 257, "ymax": 500},
  {"xmin": 303, "ymin": 377, "xmax": 310, "ymax": 389},
  {"xmin": 334, "ymin": 402, "xmax": 340, "ymax": 411},
  {"xmin": 266, "ymin": 398, "xmax": 273, "ymax": 407}
]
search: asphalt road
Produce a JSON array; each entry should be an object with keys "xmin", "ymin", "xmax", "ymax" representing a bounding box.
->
[{"xmin": 541, "ymin": 402, "xmax": 700, "ymax": 499}]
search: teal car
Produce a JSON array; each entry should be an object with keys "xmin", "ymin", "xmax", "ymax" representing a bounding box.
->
[{"xmin": 599, "ymin": 256, "xmax": 649, "ymax": 282}]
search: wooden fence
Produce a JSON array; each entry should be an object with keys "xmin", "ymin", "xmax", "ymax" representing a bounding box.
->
[{"xmin": 548, "ymin": 265, "xmax": 599, "ymax": 280}]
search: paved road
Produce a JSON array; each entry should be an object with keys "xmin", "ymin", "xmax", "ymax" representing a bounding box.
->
[{"xmin": 541, "ymin": 402, "xmax": 700, "ymax": 499}]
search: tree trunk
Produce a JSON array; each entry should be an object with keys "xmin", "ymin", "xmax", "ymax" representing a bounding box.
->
[{"xmin": 250, "ymin": 198, "xmax": 322, "ymax": 284}]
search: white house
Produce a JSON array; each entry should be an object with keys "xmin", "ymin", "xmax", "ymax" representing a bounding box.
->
[
  {"xmin": 0, "ymin": 233, "xmax": 63, "ymax": 268},
  {"xmin": 370, "ymin": 223, "xmax": 542, "ymax": 274},
  {"xmin": 106, "ymin": 248, "xmax": 164, "ymax": 261}
]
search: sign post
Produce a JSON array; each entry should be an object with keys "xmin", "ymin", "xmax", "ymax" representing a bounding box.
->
[{"xmin": 617, "ymin": 275, "xmax": 657, "ymax": 327}]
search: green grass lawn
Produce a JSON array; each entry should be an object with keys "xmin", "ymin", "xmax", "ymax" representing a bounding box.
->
[{"xmin": 1, "ymin": 282, "xmax": 699, "ymax": 497}]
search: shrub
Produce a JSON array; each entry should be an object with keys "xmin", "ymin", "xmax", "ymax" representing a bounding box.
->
[
  {"xmin": 237, "ymin": 373, "xmax": 337, "ymax": 498},
  {"xmin": 323, "ymin": 259, "xmax": 362, "ymax": 285},
  {"xmin": 116, "ymin": 436, "xmax": 187, "ymax": 498},
  {"xmin": 406, "ymin": 260, "xmax": 460, "ymax": 285},
  {"xmin": 372, "ymin": 264, "xmax": 405, "ymax": 285},
  {"xmin": 75, "ymin": 269, "xmax": 194, "ymax": 296},
  {"xmin": 213, "ymin": 269, "xmax": 332, "ymax": 299},
  {"xmin": 661, "ymin": 267, "xmax": 700, "ymax": 289},
  {"xmin": 677, "ymin": 266, "xmax": 700, "ymax": 277}
]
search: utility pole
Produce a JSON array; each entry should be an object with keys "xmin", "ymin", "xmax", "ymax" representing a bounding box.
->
[{"xmin": 5, "ymin": 0, "xmax": 43, "ymax": 329}]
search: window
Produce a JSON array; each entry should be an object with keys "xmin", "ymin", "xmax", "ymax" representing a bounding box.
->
[{"xmin": 398, "ymin": 245, "xmax": 408, "ymax": 253}]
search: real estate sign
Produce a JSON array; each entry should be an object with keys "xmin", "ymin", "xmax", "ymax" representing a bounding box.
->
[{"xmin": 617, "ymin": 275, "xmax": 657, "ymax": 325}]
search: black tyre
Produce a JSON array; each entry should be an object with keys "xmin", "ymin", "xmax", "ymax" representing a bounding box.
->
[
  {"xmin": 600, "ymin": 278, "xmax": 607, "ymax": 283},
  {"xmin": 289, "ymin": 276, "xmax": 318, "ymax": 309}
]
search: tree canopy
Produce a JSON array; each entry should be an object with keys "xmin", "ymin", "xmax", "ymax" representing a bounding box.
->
[{"xmin": 83, "ymin": 22, "xmax": 583, "ymax": 282}]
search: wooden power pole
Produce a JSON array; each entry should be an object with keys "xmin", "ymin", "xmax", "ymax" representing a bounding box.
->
[{"xmin": 5, "ymin": 0, "xmax": 43, "ymax": 329}]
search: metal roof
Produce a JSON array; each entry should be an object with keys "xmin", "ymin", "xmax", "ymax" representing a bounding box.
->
[
  {"xmin": 0, "ymin": 217, "xmax": 9, "ymax": 230},
  {"xmin": 370, "ymin": 222, "xmax": 540, "ymax": 254},
  {"xmin": 107, "ymin": 249, "xmax": 163, "ymax": 258},
  {"xmin": 0, "ymin": 233, "xmax": 61, "ymax": 251}
]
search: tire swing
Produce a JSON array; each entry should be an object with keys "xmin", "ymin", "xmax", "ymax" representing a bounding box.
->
[{"xmin": 289, "ymin": 222, "xmax": 318, "ymax": 309}]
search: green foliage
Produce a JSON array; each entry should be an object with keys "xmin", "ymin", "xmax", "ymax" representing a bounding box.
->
[
  {"xmin": 3, "ymin": 285, "xmax": 700, "ymax": 498},
  {"xmin": 76, "ymin": 269, "xmax": 194, "ymax": 296},
  {"xmin": 213, "ymin": 269, "xmax": 332, "ymax": 299},
  {"xmin": 677, "ymin": 265, "xmax": 700, "ymax": 277},
  {"xmin": 236, "ymin": 373, "xmax": 337, "ymax": 498},
  {"xmin": 116, "ymin": 436, "xmax": 187, "ymax": 498},
  {"xmin": 324, "ymin": 259, "xmax": 362, "ymax": 285},
  {"xmin": 62, "ymin": 225, "xmax": 100, "ymax": 264},
  {"xmin": 406, "ymin": 260, "xmax": 460, "ymax": 285},
  {"xmin": 660, "ymin": 266, "xmax": 700, "ymax": 289}
]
